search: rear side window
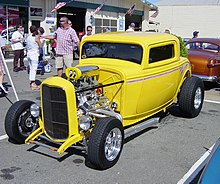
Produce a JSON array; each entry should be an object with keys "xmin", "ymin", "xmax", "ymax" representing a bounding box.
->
[{"xmin": 149, "ymin": 44, "xmax": 174, "ymax": 63}]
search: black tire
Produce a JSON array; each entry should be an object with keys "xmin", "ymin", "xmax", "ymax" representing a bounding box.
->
[
  {"xmin": 5, "ymin": 100, "xmax": 38, "ymax": 144},
  {"xmin": 179, "ymin": 77, "xmax": 204, "ymax": 118},
  {"xmin": 88, "ymin": 117, "xmax": 124, "ymax": 170}
]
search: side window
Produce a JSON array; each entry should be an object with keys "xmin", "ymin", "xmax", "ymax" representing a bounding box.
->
[{"xmin": 149, "ymin": 44, "xmax": 174, "ymax": 63}]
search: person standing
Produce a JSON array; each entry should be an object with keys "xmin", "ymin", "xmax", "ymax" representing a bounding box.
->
[
  {"xmin": 81, "ymin": 25, "xmax": 93, "ymax": 40},
  {"xmin": 0, "ymin": 35, "xmax": 7, "ymax": 94},
  {"xmin": 43, "ymin": 17, "xmax": 80, "ymax": 77},
  {"xmin": 190, "ymin": 31, "xmax": 199, "ymax": 49},
  {"xmin": 26, "ymin": 25, "xmax": 42, "ymax": 90},
  {"xmin": 11, "ymin": 25, "xmax": 26, "ymax": 72},
  {"xmin": 126, "ymin": 23, "xmax": 135, "ymax": 32},
  {"xmin": 192, "ymin": 31, "xmax": 199, "ymax": 39},
  {"xmin": 38, "ymin": 27, "xmax": 45, "ymax": 63}
]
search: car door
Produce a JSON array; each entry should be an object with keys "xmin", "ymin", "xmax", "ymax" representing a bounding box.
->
[{"xmin": 137, "ymin": 41, "xmax": 181, "ymax": 114}]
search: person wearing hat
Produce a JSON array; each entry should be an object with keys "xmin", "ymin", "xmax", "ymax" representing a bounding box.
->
[
  {"xmin": 190, "ymin": 31, "xmax": 199, "ymax": 49},
  {"xmin": 192, "ymin": 31, "xmax": 199, "ymax": 39},
  {"xmin": 126, "ymin": 23, "xmax": 135, "ymax": 32}
]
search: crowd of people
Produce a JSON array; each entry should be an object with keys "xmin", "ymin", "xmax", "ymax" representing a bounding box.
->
[{"xmin": 0, "ymin": 16, "xmax": 85, "ymax": 93}]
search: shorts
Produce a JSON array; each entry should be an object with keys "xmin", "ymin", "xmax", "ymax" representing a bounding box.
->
[{"xmin": 56, "ymin": 54, "xmax": 73, "ymax": 69}]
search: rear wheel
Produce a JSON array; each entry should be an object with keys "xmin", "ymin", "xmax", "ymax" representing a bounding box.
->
[
  {"xmin": 88, "ymin": 117, "xmax": 124, "ymax": 170},
  {"xmin": 5, "ymin": 100, "xmax": 38, "ymax": 143},
  {"xmin": 179, "ymin": 77, "xmax": 204, "ymax": 118}
]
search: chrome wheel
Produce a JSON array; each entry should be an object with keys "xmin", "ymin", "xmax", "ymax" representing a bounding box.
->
[
  {"xmin": 194, "ymin": 87, "xmax": 202, "ymax": 109},
  {"xmin": 18, "ymin": 109, "xmax": 37, "ymax": 137},
  {"xmin": 105, "ymin": 128, "xmax": 122, "ymax": 161}
]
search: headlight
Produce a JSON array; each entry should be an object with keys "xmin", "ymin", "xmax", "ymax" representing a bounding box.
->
[
  {"xmin": 79, "ymin": 115, "xmax": 92, "ymax": 131},
  {"xmin": 30, "ymin": 103, "xmax": 39, "ymax": 118}
]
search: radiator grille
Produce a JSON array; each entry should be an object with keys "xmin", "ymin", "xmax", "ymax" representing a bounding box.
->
[{"xmin": 42, "ymin": 85, "xmax": 68, "ymax": 139}]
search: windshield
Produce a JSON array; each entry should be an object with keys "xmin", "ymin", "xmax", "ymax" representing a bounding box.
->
[
  {"xmin": 186, "ymin": 42, "xmax": 220, "ymax": 53},
  {"xmin": 81, "ymin": 42, "xmax": 143, "ymax": 64}
]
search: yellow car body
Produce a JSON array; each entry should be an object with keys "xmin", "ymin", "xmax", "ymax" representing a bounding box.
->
[
  {"xmin": 79, "ymin": 32, "xmax": 191, "ymax": 125},
  {"xmin": 5, "ymin": 32, "xmax": 204, "ymax": 170}
]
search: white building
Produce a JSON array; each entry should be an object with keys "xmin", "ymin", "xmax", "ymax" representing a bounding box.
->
[
  {"xmin": 153, "ymin": 0, "xmax": 220, "ymax": 38},
  {"xmin": 0, "ymin": 0, "xmax": 159, "ymax": 39}
]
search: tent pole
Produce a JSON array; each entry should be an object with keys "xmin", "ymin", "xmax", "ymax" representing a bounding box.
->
[{"xmin": 0, "ymin": 48, "xmax": 19, "ymax": 102}]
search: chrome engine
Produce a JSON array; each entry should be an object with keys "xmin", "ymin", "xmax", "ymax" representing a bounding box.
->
[
  {"xmin": 75, "ymin": 76, "xmax": 110, "ymax": 114},
  {"xmin": 68, "ymin": 66, "xmax": 122, "ymax": 131}
]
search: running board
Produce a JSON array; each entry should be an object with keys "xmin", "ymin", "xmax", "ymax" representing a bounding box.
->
[{"xmin": 124, "ymin": 117, "xmax": 160, "ymax": 139}]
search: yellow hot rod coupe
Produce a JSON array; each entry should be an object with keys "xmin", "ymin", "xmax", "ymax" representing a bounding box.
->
[{"xmin": 5, "ymin": 32, "xmax": 204, "ymax": 169}]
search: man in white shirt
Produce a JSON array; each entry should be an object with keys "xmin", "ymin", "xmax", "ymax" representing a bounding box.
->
[
  {"xmin": 11, "ymin": 25, "xmax": 26, "ymax": 72},
  {"xmin": 126, "ymin": 23, "xmax": 135, "ymax": 32},
  {"xmin": 81, "ymin": 25, "xmax": 93, "ymax": 40}
]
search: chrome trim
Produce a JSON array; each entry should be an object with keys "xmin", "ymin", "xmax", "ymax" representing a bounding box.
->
[
  {"xmin": 124, "ymin": 117, "xmax": 160, "ymax": 139},
  {"xmin": 77, "ymin": 66, "xmax": 99, "ymax": 74},
  {"xmin": 96, "ymin": 109, "xmax": 123, "ymax": 122},
  {"xmin": 87, "ymin": 112, "xmax": 107, "ymax": 118},
  {"xmin": 192, "ymin": 74, "xmax": 217, "ymax": 82}
]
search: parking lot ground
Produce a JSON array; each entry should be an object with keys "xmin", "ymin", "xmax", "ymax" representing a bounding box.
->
[{"xmin": 0, "ymin": 59, "xmax": 220, "ymax": 184}]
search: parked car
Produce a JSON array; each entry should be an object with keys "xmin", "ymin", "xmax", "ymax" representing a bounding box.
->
[
  {"xmin": 5, "ymin": 32, "xmax": 204, "ymax": 170},
  {"xmin": 185, "ymin": 38, "xmax": 220, "ymax": 83},
  {"xmin": 179, "ymin": 137, "xmax": 220, "ymax": 184},
  {"xmin": 198, "ymin": 137, "xmax": 220, "ymax": 184}
]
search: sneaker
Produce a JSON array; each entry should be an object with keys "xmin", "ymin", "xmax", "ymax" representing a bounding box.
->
[
  {"xmin": 13, "ymin": 68, "xmax": 20, "ymax": 72},
  {"xmin": 0, "ymin": 84, "xmax": 8, "ymax": 94},
  {"xmin": 20, "ymin": 66, "xmax": 27, "ymax": 70}
]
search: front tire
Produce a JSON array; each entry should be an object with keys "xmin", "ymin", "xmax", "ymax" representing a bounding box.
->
[
  {"xmin": 179, "ymin": 77, "xmax": 204, "ymax": 118},
  {"xmin": 5, "ymin": 100, "xmax": 38, "ymax": 143},
  {"xmin": 88, "ymin": 117, "xmax": 124, "ymax": 170}
]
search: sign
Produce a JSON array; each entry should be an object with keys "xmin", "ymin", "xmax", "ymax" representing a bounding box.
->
[
  {"xmin": 45, "ymin": 13, "xmax": 55, "ymax": 25},
  {"xmin": 89, "ymin": 15, "xmax": 94, "ymax": 25},
  {"xmin": 30, "ymin": 7, "xmax": 43, "ymax": 17},
  {"xmin": 119, "ymin": 19, "xmax": 124, "ymax": 31}
]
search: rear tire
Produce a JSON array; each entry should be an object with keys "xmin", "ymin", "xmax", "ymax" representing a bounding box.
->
[
  {"xmin": 5, "ymin": 100, "xmax": 38, "ymax": 143},
  {"xmin": 88, "ymin": 117, "xmax": 124, "ymax": 170},
  {"xmin": 179, "ymin": 77, "xmax": 204, "ymax": 118}
]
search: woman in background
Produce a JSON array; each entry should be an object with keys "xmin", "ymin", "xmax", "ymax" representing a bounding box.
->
[
  {"xmin": 26, "ymin": 25, "xmax": 42, "ymax": 90},
  {"xmin": 38, "ymin": 27, "xmax": 45, "ymax": 64}
]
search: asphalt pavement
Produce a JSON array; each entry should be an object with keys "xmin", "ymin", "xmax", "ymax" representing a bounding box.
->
[{"xmin": 0, "ymin": 57, "xmax": 220, "ymax": 184}]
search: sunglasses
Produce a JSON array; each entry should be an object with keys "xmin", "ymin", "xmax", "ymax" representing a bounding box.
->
[
  {"xmin": 87, "ymin": 29, "xmax": 92, "ymax": 31},
  {"xmin": 59, "ymin": 20, "xmax": 65, "ymax": 23}
]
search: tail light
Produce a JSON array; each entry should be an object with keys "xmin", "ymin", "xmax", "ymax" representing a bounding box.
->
[{"xmin": 207, "ymin": 58, "xmax": 220, "ymax": 68}]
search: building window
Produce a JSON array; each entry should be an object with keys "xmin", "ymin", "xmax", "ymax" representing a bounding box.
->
[{"xmin": 94, "ymin": 18, "xmax": 117, "ymax": 33}]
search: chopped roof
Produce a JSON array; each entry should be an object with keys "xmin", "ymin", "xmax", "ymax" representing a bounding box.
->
[{"xmin": 82, "ymin": 32, "xmax": 178, "ymax": 45}]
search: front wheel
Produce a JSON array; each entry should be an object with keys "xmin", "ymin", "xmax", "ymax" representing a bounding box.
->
[
  {"xmin": 179, "ymin": 77, "xmax": 204, "ymax": 118},
  {"xmin": 88, "ymin": 117, "xmax": 124, "ymax": 170},
  {"xmin": 5, "ymin": 100, "xmax": 38, "ymax": 143}
]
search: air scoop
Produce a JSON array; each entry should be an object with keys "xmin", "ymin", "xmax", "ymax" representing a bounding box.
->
[{"xmin": 65, "ymin": 66, "xmax": 99, "ymax": 80}]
